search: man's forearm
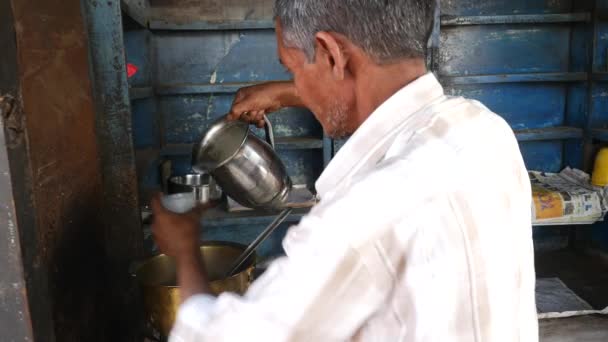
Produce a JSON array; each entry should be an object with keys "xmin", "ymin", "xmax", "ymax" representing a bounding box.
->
[
  {"xmin": 176, "ymin": 248, "xmax": 212, "ymax": 303},
  {"xmin": 277, "ymin": 81, "xmax": 306, "ymax": 108}
]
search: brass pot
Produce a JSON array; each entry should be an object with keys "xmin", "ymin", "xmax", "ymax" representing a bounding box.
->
[{"xmin": 132, "ymin": 242, "xmax": 255, "ymax": 336}]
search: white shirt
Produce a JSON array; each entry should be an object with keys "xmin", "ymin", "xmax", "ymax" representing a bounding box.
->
[{"xmin": 170, "ymin": 73, "xmax": 539, "ymax": 342}]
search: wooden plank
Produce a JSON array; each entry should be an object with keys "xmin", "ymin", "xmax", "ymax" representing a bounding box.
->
[
  {"xmin": 156, "ymin": 82, "xmax": 260, "ymax": 95},
  {"xmin": 150, "ymin": 19, "xmax": 275, "ymax": 31},
  {"xmin": 591, "ymin": 128, "xmax": 608, "ymax": 142},
  {"xmin": 441, "ymin": 13, "xmax": 591, "ymax": 26},
  {"xmin": 441, "ymin": 72, "xmax": 588, "ymax": 85},
  {"xmin": 591, "ymin": 72, "xmax": 608, "ymax": 81},
  {"xmin": 427, "ymin": 0, "xmax": 441, "ymax": 72},
  {"xmin": 514, "ymin": 127, "xmax": 584, "ymax": 141},
  {"xmin": 444, "ymin": 83, "xmax": 567, "ymax": 131},
  {"xmin": 148, "ymin": 0, "xmax": 273, "ymax": 23},
  {"xmin": 0, "ymin": 98, "xmax": 36, "ymax": 340},
  {"xmin": 161, "ymin": 137, "xmax": 324, "ymax": 156},
  {"xmin": 121, "ymin": 0, "xmax": 150, "ymax": 28},
  {"xmin": 323, "ymin": 135, "xmax": 333, "ymax": 167},
  {"xmin": 0, "ymin": 12, "xmax": 33, "ymax": 338},
  {"xmin": 202, "ymin": 206, "xmax": 309, "ymax": 227},
  {"xmin": 154, "ymin": 30, "xmax": 289, "ymax": 85},
  {"xmin": 0, "ymin": 7, "xmax": 42, "ymax": 338},
  {"xmin": 440, "ymin": 0, "xmax": 573, "ymax": 17},
  {"xmin": 3, "ymin": 0, "xmax": 117, "ymax": 340},
  {"xmin": 519, "ymin": 141, "xmax": 564, "ymax": 172},
  {"xmin": 129, "ymin": 86, "xmax": 154, "ymax": 100},
  {"xmin": 124, "ymin": 30, "xmax": 153, "ymax": 87},
  {"xmin": 439, "ymin": 25, "xmax": 571, "ymax": 76},
  {"xmin": 82, "ymin": 1, "xmax": 144, "ymax": 340}
]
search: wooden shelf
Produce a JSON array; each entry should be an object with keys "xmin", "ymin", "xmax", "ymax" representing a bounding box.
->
[
  {"xmin": 441, "ymin": 72, "xmax": 588, "ymax": 85},
  {"xmin": 591, "ymin": 73, "xmax": 608, "ymax": 81},
  {"xmin": 441, "ymin": 13, "xmax": 591, "ymax": 26},
  {"xmin": 129, "ymin": 86, "xmax": 154, "ymax": 100},
  {"xmin": 148, "ymin": 13, "xmax": 591, "ymax": 31},
  {"xmin": 156, "ymin": 82, "xmax": 269, "ymax": 95},
  {"xmin": 515, "ymin": 127, "xmax": 584, "ymax": 142},
  {"xmin": 161, "ymin": 137, "xmax": 324, "ymax": 156},
  {"xmin": 149, "ymin": 19, "xmax": 275, "ymax": 31},
  {"xmin": 202, "ymin": 206, "xmax": 309, "ymax": 227},
  {"xmin": 591, "ymin": 128, "xmax": 608, "ymax": 142},
  {"xmin": 121, "ymin": 0, "xmax": 149, "ymax": 28}
]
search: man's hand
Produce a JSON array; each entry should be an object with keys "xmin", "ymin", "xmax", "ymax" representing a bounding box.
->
[
  {"xmin": 151, "ymin": 194, "xmax": 212, "ymax": 301},
  {"xmin": 228, "ymin": 81, "xmax": 303, "ymax": 127},
  {"xmin": 151, "ymin": 194, "xmax": 202, "ymax": 258}
]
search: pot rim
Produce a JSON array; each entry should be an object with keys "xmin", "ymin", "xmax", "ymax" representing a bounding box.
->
[{"xmin": 132, "ymin": 241, "xmax": 256, "ymax": 288}]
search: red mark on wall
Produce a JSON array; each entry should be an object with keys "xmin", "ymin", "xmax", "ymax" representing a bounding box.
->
[{"xmin": 127, "ymin": 63, "xmax": 138, "ymax": 78}]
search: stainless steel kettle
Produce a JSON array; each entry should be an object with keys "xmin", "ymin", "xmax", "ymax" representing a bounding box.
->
[{"xmin": 192, "ymin": 116, "xmax": 292, "ymax": 210}]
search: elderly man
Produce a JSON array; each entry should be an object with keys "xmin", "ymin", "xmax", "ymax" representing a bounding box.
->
[{"xmin": 151, "ymin": 0, "xmax": 539, "ymax": 341}]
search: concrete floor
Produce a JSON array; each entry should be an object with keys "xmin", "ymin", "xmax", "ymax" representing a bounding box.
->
[
  {"xmin": 536, "ymin": 250, "xmax": 608, "ymax": 309},
  {"xmin": 540, "ymin": 315, "xmax": 608, "ymax": 341},
  {"xmin": 536, "ymin": 249, "xmax": 608, "ymax": 341}
]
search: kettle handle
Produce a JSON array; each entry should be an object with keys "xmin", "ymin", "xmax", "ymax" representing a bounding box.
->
[{"xmin": 263, "ymin": 115, "xmax": 276, "ymax": 150}]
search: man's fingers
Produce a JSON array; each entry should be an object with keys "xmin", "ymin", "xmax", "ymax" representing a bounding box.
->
[
  {"xmin": 226, "ymin": 112, "xmax": 238, "ymax": 121},
  {"xmin": 150, "ymin": 193, "xmax": 166, "ymax": 215}
]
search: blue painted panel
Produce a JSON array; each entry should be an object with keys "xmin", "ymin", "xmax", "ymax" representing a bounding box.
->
[
  {"xmin": 277, "ymin": 149, "xmax": 324, "ymax": 187},
  {"xmin": 124, "ymin": 29, "xmax": 151, "ymax": 86},
  {"xmin": 131, "ymin": 98, "xmax": 159, "ymax": 149},
  {"xmin": 154, "ymin": 30, "xmax": 290, "ymax": 85},
  {"xmin": 566, "ymin": 84, "xmax": 589, "ymax": 128},
  {"xmin": 159, "ymin": 94, "xmax": 320, "ymax": 144},
  {"xmin": 160, "ymin": 95, "xmax": 213, "ymax": 144},
  {"xmin": 137, "ymin": 154, "xmax": 162, "ymax": 193},
  {"xmin": 519, "ymin": 141, "xmax": 563, "ymax": 172},
  {"xmin": 238, "ymin": 111, "xmax": 321, "ymax": 141},
  {"xmin": 590, "ymin": 83, "xmax": 608, "ymax": 128},
  {"xmin": 169, "ymin": 156, "xmax": 193, "ymax": 176},
  {"xmin": 267, "ymin": 109, "xmax": 321, "ymax": 138},
  {"xmin": 439, "ymin": 25, "xmax": 570, "ymax": 76},
  {"xmin": 440, "ymin": 0, "xmax": 573, "ymax": 16},
  {"xmin": 570, "ymin": 24, "xmax": 591, "ymax": 72},
  {"xmin": 594, "ymin": 22, "xmax": 608, "ymax": 72},
  {"xmin": 333, "ymin": 138, "xmax": 349, "ymax": 155},
  {"xmin": 564, "ymin": 140, "xmax": 584, "ymax": 169},
  {"xmin": 445, "ymin": 84, "xmax": 566, "ymax": 130}
]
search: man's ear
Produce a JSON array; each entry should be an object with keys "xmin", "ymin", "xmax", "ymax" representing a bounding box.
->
[{"xmin": 314, "ymin": 31, "xmax": 349, "ymax": 80}]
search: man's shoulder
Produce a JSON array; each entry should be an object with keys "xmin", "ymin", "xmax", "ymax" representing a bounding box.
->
[{"xmin": 389, "ymin": 95, "xmax": 516, "ymax": 156}]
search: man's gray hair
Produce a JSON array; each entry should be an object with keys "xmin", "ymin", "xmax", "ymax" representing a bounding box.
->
[{"xmin": 274, "ymin": 0, "xmax": 436, "ymax": 63}]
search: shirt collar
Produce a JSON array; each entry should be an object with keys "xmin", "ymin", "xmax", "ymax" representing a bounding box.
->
[{"xmin": 315, "ymin": 73, "xmax": 445, "ymax": 198}]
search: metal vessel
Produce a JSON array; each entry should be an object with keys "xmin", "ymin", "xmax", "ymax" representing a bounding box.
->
[
  {"xmin": 192, "ymin": 116, "xmax": 291, "ymax": 209},
  {"xmin": 168, "ymin": 172, "xmax": 222, "ymax": 204},
  {"xmin": 131, "ymin": 242, "xmax": 255, "ymax": 337}
]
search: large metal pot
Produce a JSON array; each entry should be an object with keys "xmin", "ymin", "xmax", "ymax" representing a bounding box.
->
[
  {"xmin": 192, "ymin": 116, "xmax": 292, "ymax": 210},
  {"xmin": 132, "ymin": 242, "xmax": 255, "ymax": 337}
]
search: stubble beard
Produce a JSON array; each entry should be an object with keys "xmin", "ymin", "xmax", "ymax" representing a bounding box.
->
[{"xmin": 325, "ymin": 100, "xmax": 350, "ymax": 139}]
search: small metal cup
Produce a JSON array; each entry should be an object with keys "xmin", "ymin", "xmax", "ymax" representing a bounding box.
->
[{"xmin": 168, "ymin": 173, "xmax": 222, "ymax": 205}]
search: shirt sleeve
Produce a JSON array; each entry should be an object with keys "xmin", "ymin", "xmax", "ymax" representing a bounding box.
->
[{"xmin": 169, "ymin": 158, "xmax": 435, "ymax": 342}]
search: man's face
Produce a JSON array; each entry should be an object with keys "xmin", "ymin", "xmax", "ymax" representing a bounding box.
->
[{"xmin": 276, "ymin": 22, "xmax": 356, "ymax": 138}]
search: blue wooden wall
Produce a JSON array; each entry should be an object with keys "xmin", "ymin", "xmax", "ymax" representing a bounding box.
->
[{"xmin": 122, "ymin": 0, "xmax": 608, "ymax": 256}]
